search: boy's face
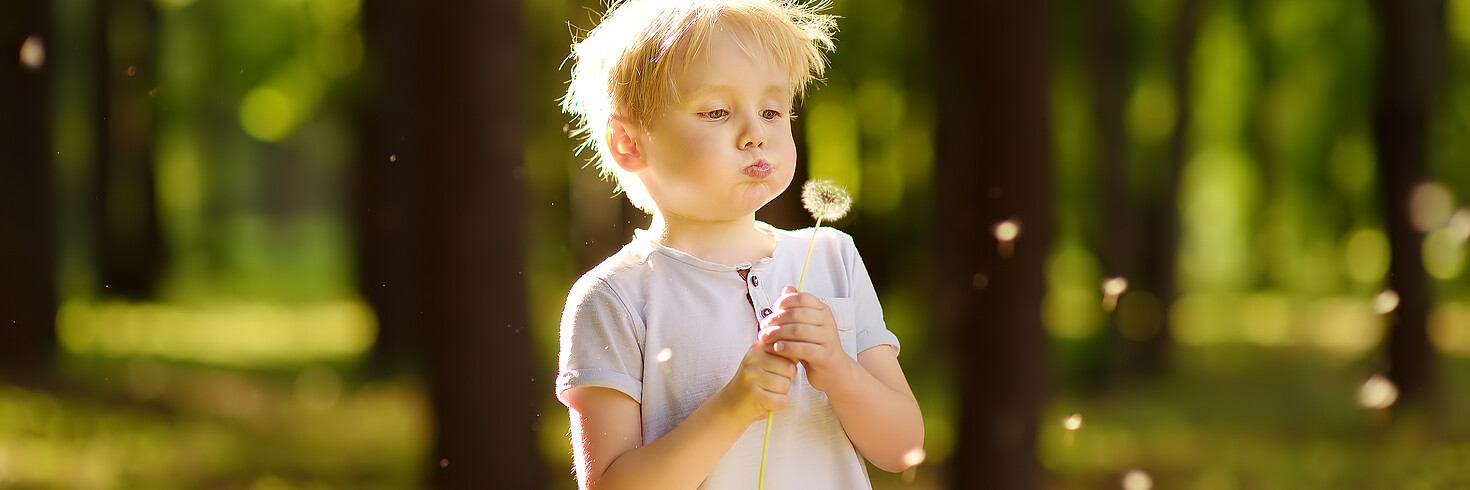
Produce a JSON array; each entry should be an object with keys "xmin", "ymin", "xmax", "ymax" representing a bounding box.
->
[{"xmin": 629, "ymin": 26, "xmax": 796, "ymax": 222}]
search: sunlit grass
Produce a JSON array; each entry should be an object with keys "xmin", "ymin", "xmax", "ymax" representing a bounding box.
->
[
  {"xmin": 0, "ymin": 364, "xmax": 427, "ymax": 489},
  {"xmin": 1036, "ymin": 346, "xmax": 1470, "ymax": 489},
  {"xmin": 57, "ymin": 299, "xmax": 376, "ymax": 368}
]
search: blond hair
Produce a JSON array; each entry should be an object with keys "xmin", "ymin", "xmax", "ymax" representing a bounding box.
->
[{"xmin": 562, "ymin": 0, "xmax": 836, "ymax": 214}]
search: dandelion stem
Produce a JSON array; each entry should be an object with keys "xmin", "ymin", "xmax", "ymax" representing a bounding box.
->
[
  {"xmin": 758, "ymin": 411, "xmax": 773, "ymax": 489},
  {"xmin": 760, "ymin": 217, "xmax": 826, "ymax": 489},
  {"xmin": 760, "ymin": 180, "xmax": 849, "ymax": 489},
  {"xmin": 795, "ymin": 217, "xmax": 824, "ymax": 292}
]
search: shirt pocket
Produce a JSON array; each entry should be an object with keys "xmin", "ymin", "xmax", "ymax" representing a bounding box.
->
[{"xmin": 817, "ymin": 296, "xmax": 858, "ymax": 358}]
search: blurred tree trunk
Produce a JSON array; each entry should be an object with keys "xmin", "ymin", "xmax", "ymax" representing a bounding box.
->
[
  {"xmin": 359, "ymin": 0, "xmax": 425, "ymax": 368},
  {"xmin": 414, "ymin": 1, "xmax": 546, "ymax": 488},
  {"xmin": 931, "ymin": 0, "xmax": 1053, "ymax": 488},
  {"xmin": 1084, "ymin": 0, "xmax": 1146, "ymax": 385},
  {"xmin": 93, "ymin": 0, "xmax": 164, "ymax": 299},
  {"xmin": 1371, "ymin": 0, "xmax": 1442, "ymax": 410},
  {"xmin": 1138, "ymin": 0, "xmax": 1199, "ymax": 376},
  {"xmin": 569, "ymin": 166, "xmax": 646, "ymax": 274},
  {"xmin": 0, "ymin": 0, "xmax": 57, "ymax": 379},
  {"xmin": 1102, "ymin": 0, "xmax": 1198, "ymax": 381}
]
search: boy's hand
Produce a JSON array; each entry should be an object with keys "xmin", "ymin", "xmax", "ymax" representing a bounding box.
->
[
  {"xmin": 718, "ymin": 338, "xmax": 798, "ymax": 423},
  {"xmin": 759, "ymin": 286, "xmax": 857, "ymax": 393}
]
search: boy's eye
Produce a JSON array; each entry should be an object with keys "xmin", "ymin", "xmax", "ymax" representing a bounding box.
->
[
  {"xmin": 701, "ymin": 109, "xmax": 729, "ymax": 119},
  {"xmin": 760, "ymin": 109, "xmax": 782, "ymax": 120}
]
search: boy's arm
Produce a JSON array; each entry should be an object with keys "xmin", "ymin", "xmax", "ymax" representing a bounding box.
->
[
  {"xmin": 564, "ymin": 341, "xmax": 796, "ymax": 490},
  {"xmin": 823, "ymin": 344, "xmax": 924, "ymax": 472},
  {"xmin": 565, "ymin": 387, "xmax": 745, "ymax": 490},
  {"xmin": 761, "ymin": 288, "xmax": 924, "ymax": 472}
]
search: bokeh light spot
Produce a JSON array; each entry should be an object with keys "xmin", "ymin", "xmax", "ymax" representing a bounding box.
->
[
  {"xmin": 1342, "ymin": 227, "xmax": 1390, "ymax": 285},
  {"xmin": 902, "ymin": 447, "xmax": 926, "ymax": 467},
  {"xmin": 19, "ymin": 35, "xmax": 44, "ymax": 70},
  {"xmin": 1063, "ymin": 413, "xmax": 1083, "ymax": 431},
  {"xmin": 656, "ymin": 347, "xmax": 672, "ymax": 363},
  {"xmin": 1122, "ymin": 468, "xmax": 1153, "ymax": 490},
  {"xmin": 994, "ymin": 220, "xmax": 1020, "ymax": 242},
  {"xmin": 1429, "ymin": 302, "xmax": 1470, "ymax": 356},
  {"xmin": 1410, "ymin": 182, "xmax": 1456, "ymax": 232},
  {"xmin": 1126, "ymin": 74, "xmax": 1176, "ymax": 145},
  {"xmin": 1423, "ymin": 228, "xmax": 1467, "ymax": 279},
  {"xmin": 1374, "ymin": 290, "xmax": 1400, "ymax": 315},
  {"xmin": 1448, "ymin": 209, "xmax": 1470, "ymax": 243},
  {"xmin": 240, "ymin": 87, "xmax": 296, "ymax": 142},
  {"xmin": 1358, "ymin": 374, "xmax": 1398, "ymax": 410},
  {"xmin": 1101, "ymin": 276, "xmax": 1128, "ymax": 313}
]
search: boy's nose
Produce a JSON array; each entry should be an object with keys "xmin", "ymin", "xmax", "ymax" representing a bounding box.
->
[{"xmin": 740, "ymin": 121, "xmax": 766, "ymax": 149}]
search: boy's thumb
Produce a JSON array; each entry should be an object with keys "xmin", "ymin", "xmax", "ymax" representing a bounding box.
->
[{"xmin": 782, "ymin": 286, "xmax": 797, "ymax": 294}]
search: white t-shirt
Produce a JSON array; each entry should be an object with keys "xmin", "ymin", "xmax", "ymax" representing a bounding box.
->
[{"xmin": 556, "ymin": 222, "xmax": 900, "ymax": 490}]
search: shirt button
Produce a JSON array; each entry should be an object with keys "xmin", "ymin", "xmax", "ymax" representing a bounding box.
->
[
  {"xmin": 761, "ymin": 308, "xmax": 772, "ymax": 318},
  {"xmin": 751, "ymin": 275, "xmax": 759, "ymax": 287}
]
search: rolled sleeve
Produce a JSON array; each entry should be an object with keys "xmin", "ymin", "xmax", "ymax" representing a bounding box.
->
[
  {"xmin": 556, "ymin": 277, "xmax": 645, "ymax": 405},
  {"xmin": 846, "ymin": 237, "xmax": 901, "ymax": 357}
]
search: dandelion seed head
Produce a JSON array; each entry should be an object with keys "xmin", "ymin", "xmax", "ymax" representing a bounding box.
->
[
  {"xmin": 1358, "ymin": 374, "xmax": 1398, "ymax": 409},
  {"xmin": 801, "ymin": 180, "xmax": 852, "ymax": 222}
]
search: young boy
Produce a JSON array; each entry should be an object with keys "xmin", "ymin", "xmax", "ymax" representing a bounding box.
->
[{"xmin": 556, "ymin": 1, "xmax": 923, "ymax": 488}]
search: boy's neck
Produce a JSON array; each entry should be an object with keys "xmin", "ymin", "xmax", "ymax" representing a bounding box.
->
[{"xmin": 648, "ymin": 213, "xmax": 775, "ymax": 267}]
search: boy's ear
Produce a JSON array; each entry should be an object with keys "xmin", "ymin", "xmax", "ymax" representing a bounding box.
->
[{"xmin": 607, "ymin": 116, "xmax": 647, "ymax": 172}]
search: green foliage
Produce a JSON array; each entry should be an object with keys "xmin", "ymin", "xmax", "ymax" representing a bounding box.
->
[{"xmin": 26, "ymin": 0, "xmax": 1470, "ymax": 486}]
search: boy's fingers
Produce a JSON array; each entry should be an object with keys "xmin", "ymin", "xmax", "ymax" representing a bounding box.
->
[
  {"xmin": 770, "ymin": 340, "xmax": 820, "ymax": 362},
  {"xmin": 774, "ymin": 291, "xmax": 827, "ymax": 311},
  {"xmin": 765, "ymin": 309, "xmax": 826, "ymax": 331}
]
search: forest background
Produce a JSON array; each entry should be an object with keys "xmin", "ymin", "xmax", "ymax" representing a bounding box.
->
[{"xmin": 3, "ymin": 0, "xmax": 1470, "ymax": 488}]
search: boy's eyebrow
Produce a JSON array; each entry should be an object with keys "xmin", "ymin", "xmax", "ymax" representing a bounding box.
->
[{"xmin": 684, "ymin": 84, "xmax": 790, "ymax": 100}]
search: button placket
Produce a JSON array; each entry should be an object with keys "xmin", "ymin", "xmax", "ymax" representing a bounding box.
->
[{"xmin": 747, "ymin": 267, "xmax": 773, "ymax": 325}]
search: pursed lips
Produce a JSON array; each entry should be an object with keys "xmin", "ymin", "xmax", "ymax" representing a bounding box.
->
[{"xmin": 742, "ymin": 160, "xmax": 773, "ymax": 179}]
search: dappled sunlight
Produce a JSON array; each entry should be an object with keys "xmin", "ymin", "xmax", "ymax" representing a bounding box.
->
[
  {"xmin": 13, "ymin": 0, "xmax": 1467, "ymax": 487},
  {"xmin": 1038, "ymin": 349, "xmax": 1470, "ymax": 488},
  {"xmin": 1168, "ymin": 293, "xmax": 1387, "ymax": 356},
  {"xmin": 1431, "ymin": 301, "xmax": 1470, "ymax": 356},
  {"xmin": 0, "ymin": 374, "xmax": 428, "ymax": 489},
  {"xmin": 57, "ymin": 299, "xmax": 376, "ymax": 367}
]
